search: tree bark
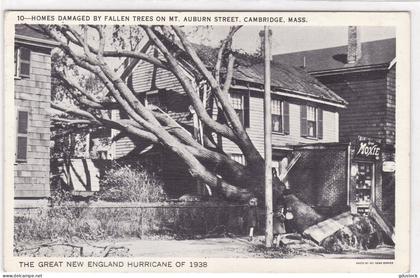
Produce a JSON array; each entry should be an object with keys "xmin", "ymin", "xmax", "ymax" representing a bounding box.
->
[{"xmin": 43, "ymin": 24, "xmax": 323, "ymax": 223}]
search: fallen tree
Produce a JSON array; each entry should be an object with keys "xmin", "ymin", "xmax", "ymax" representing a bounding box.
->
[{"xmin": 35, "ymin": 23, "xmax": 314, "ymax": 221}]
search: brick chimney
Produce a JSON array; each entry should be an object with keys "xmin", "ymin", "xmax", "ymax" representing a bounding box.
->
[{"xmin": 347, "ymin": 26, "xmax": 362, "ymax": 64}]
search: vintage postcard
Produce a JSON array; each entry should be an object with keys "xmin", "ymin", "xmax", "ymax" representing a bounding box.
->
[{"xmin": 3, "ymin": 11, "xmax": 410, "ymax": 272}]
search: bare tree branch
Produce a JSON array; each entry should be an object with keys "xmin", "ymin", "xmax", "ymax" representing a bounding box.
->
[
  {"xmin": 58, "ymin": 71, "xmax": 119, "ymax": 110},
  {"xmin": 171, "ymin": 26, "xmax": 263, "ymax": 164},
  {"xmin": 56, "ymin": 25, "xmax": 168, "ymax": 70},
  {"xmin": 215, "ymin": 26, "xmax": 242, "ymax": 84},
  {"xmin": 222, "ymin": 54, "xmax": 235, "ymax": 94},
  {"xmin": 52, "ymin": 118, "xmax": 93, "ymax": 125},
  {"xmin": 142, "ymin": 25, "xmax": 237, "ymax": 141},
  {"xmin": 51, "ymin": 102, "xmax": 101, "ymax": 124}
]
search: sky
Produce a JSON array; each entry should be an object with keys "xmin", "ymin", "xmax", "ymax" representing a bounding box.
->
[{"xmin": 187, "ymin": 26, "xmax": 396, "ymax": 55}]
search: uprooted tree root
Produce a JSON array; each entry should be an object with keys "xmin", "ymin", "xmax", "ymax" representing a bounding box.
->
[{"xmin": 321, "ymin": 216, "xmax": 385, "ymax": 253}]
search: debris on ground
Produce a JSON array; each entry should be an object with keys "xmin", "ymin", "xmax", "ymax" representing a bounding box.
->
[
  {"xmin": 278, "ymin": 233, "xmax": 324, "ymax": 252},
  {"xmin": 303, "ymin": 211, "xmax": 354, "ymax": 244},
  {"xmin": 320, "ymin": 215, "xmax": 383, "ymax": 253},
  {"xmin": 369, "ymin": 203, "xmax": 395, "ymax": 244}
]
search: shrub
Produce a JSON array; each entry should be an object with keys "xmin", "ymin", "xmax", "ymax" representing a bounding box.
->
[
  {"xmin": 97, "ymin": 164, "xmax": 167, "ymax": 202},
  {"xmin": 14, "ymin": 203, "xmax": 249, "ymax": 244}
]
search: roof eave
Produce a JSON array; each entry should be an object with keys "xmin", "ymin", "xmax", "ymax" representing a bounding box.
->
[
  {"xmin": 230, "ymin": 83, "xmax": 347, "ymax": 109},
  {"xmin": 309, "ymin": 63, "xmax": 391, "ymax": 76},
  {"xmin": 15, "ymin": 35, "xmax": 59, "ymax": 49}
]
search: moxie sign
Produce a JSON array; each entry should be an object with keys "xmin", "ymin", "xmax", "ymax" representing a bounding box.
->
[{"xmin": 354, "ymin": 139, "xmax": 381, "ymax": 160}]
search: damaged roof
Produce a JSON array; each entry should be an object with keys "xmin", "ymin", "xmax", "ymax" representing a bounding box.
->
[
  {"xmin": 167, "ymin": 38, "xmax": 346, "ymax": 105},
  {"xmin": 274, "ymin": 38, "xmax": 395, "ymax": 73},
  {"xmin": 125, "ymin": 32, "xmax": 348, "ymax": 106},
  {"xmin": 233, "ymin": 62, "xmax": 347, "ymax": 105}
]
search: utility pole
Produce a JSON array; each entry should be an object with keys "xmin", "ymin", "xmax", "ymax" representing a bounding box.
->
[{"xmin": 260, "ymin": 26, "xmax": 273, "ymax": 248}]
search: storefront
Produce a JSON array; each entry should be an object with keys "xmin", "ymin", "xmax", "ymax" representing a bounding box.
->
[
  {"xmin": 349, "ymin": 136, "xmax": 383, "ymax": 215},
  {"xmin": 288, "ymin": 137, "xmax": 389, "ymax": 217}
]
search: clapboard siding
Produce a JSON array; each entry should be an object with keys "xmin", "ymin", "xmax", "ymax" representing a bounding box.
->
[
  {"xmin": 221, "ymin": 93, "xmax": 339, "ymax": 157},
  {"xmin": 14, "ymin": 50, "xmax": 51, "ymax": 198},
  {"xmin": 114, "ymin": 48, "xmax": 191, "ymax": 159},
  {"xmin": 317, "ymin": 70, "xmax": 389, "ymax": 144},
  {"xmin": 113, "ymin": 110, "xmax": 138, "ymax": 159},
  {"xmin": 131, "ymin": 46, "xmax": 185, "ymax": 95}
]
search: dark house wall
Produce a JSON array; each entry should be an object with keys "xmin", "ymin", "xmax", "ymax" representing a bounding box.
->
[
  {"xmin": 385, "ymin": 65, "xmax": 396, "ymax": 146},
  {"xmin": 14, "ymin": 45, "xmax": 52, "ymax": 198},
  {"xmin": 317, "ymin": 70, "xmax": 390, "ymax": 145}
]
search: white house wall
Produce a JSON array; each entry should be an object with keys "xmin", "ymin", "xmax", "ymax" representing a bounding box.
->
[{"xmin": 221, "ymin": 95, "xmax": 340, "ymax": 158}]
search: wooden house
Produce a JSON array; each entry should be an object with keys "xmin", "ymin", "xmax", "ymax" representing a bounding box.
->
[
  {"xmin": 14, "ymin": 25, "xmax": 57, "ymax": 202},
  {"xmin": 109, "ymin": 37, "xmax": 347, "ymax": 197}
]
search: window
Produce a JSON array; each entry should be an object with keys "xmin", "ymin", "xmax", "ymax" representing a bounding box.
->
[
  {"xmin": 353, "ymin": 161, "xmax": 375, "ymax": 214},
  {"xmin": 230, "ymin": 92, "xmax": 244, "ymax": 124},
  {"xmin": 14, "ymin": 47, "xmax": 31, "ymax": 78},
  {"xmin": 307, "ymin": 106, "xmax": 316, "ymax": 137},
  {"xmin": 271, "ymin": 99, "xmax": 289, "ymax": 134},
  {"xmin": 301, "ymin": 105, "xmax": 323, "ymax": 139},
  {"xmin": 230, "ymin": 92, "xmax": 250, "ymax": 128},
  {"xmin": 230, "ymin": 153, "xmax": 246, "ymax": 165},
  {"xmin": 16, "ymin": 111, "xmax": 29, "ymax": 161},
  {"xmin": 272, "ymin": 99, "xmax": 282, "ymax": 132}
]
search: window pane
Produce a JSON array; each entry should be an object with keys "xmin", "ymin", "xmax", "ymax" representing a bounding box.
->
[
  {"xmin": 19, "ymin": 62, "xmax": 30, "ymax": 77},
  {"xmin": 307, "ymin": 121, "xmax": 316, "ymax": 137},
  {"xmin": 19, "ymin": 47, "xmax": 31, "ymax": 61},
  {"xmin": 230, "ymin": 93, "xmax": 243, "ymax": 109},
  {"xmin": 271, "ymin": 99, "xmax": 281, "ymax": 115},
  {"xmin": 17, "ymin": 136, "xmax": 28, "ymax": 160},
  {"xmin": 272, "ymin": 114, "xmax": 282, "ymax": 132},
  {"xmin": 307, "ymin": 106, "xmax": 315, "ymax": 121},
  {"xmin": 18, "ymin": 111, "xmax": 28, "ymax": 134}
]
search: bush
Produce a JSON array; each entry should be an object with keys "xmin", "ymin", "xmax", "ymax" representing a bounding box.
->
[
  {"xmin": 14, "ymin": 203, "xmax": 249, "ymax": 243},
  {"xmin": 97, "ymin": 164, "xmax": 167, "ymax": 202}
]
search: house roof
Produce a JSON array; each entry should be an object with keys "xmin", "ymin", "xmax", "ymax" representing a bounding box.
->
[
  {"xmin": 274, "ymin": 38, "xmax": 395, "ymax": 74},
  {"xmin": 15, "ymin": 24, "xmax": 58, "ymax": 48},
  {"xmin": 126, "ymin": 34, "xmax": 347, "ymax": 106},
  {"xmin": 233, "ymin": 62, "xmax": 347, "ymax": 105}
]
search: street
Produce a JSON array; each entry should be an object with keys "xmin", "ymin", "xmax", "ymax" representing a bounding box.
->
[{"xmin": 112, "ymin": 237, "xmax": 395, "ymax": 259}]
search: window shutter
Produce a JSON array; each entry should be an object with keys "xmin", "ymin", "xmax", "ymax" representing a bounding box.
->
[
  {"xmin": 283, "ymin": 101, "xmax": 290, "ymax": 134},
  {"xmin": 300, "ymin": 105, "xmax": 308, "ymax": 137},
  {"xmin": 16, "ymin": 111, "xmax": 29, "ymax": 161},
  {"xmin": 127, "ymin": 74, "xmax": 133, "ymax": 91},
  {"xmin": 14, "ymin": 48, "xmax": 18, "ymax": 76},
  {"xmin": 317, "ymin": 107, "xmax": 323, "ymax": 139},
  {"xmin": 243, "ymin": 92, "xmax": 250, "ymax": 128},
  {"xmin": 19, "ymin": 47, "xmax": 31, "ymax": 78}
]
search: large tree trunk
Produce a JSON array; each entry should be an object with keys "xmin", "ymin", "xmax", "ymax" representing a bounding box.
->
[{"xmin": 43, "ymin": 24, "xmax": 324, "ymax": 229}]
